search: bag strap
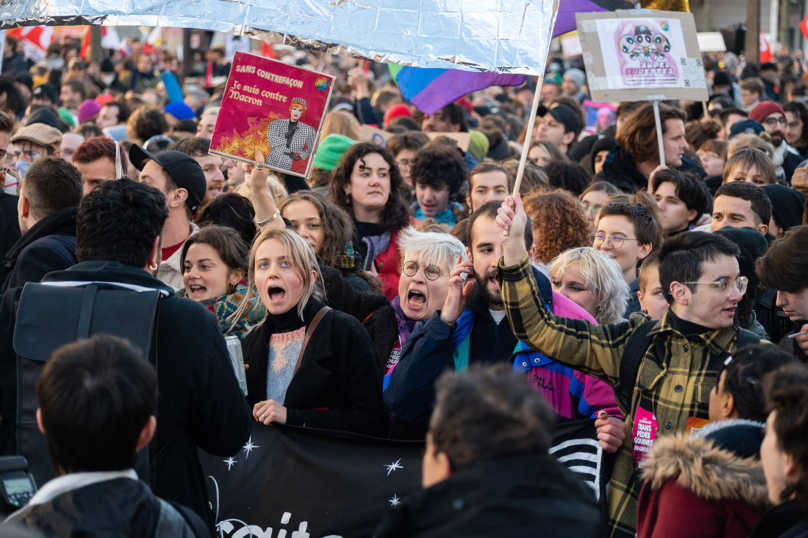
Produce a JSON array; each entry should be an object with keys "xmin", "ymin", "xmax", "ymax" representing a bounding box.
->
[
  {"xmin": 617, "ymin": 320, "xmax": 657, "ymax": 411},
  {"xmin": 293, "ymin": 306, "xmax": 331, "ymax": 376}
]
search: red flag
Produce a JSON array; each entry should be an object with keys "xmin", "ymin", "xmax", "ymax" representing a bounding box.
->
[
  {"xmin": 759, "ymin": 31, "xmax": 773, "ymax": 63},
  {"xmin": 800, "ymin": 15, "xmax": 808, "ymax": 40},
  {"xmin": 260, "ymin": 42, "xmax": 276, "ymax": 59},
  {"xmin": 7, "ymin": 26, "xmax": 54, "ymax": 63}
]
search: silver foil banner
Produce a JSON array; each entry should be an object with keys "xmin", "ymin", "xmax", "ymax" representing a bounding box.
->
[{"xmin": 0, "ymin": 0, "xmax": 558, "ymax": 75}]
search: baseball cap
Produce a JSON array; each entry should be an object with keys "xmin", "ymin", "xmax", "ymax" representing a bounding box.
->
[
  {"xmin": 32, "ymin": 83, "xmax": 57, "ymax": 105},
  {"xmin": 10, "ymin": 123, "xmax": 62, "ymax": 151},
  {"xmin": 548, "ymin": 105, "xmax": 582, "ymax": 136},
  {"xmin": 129, "ymin": 145, "xmax": 207, "ymax": 214}
]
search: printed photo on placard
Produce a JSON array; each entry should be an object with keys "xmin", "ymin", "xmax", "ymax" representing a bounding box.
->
[{"xmin": 210, "ymin": 51, "xmax": 335, "ymax": 178}]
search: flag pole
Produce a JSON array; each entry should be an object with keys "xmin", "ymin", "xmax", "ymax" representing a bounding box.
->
[
  {"xmin": 652, "ymin": 100, "xmax": 666, "ymax": 167},
  {"xmin": 503, "ymin": 76, "xmax": 544, "ymax": 236}
]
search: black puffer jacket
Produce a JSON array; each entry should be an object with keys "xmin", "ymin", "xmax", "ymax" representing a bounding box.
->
[{"xmin": 596, "ymin": 146, "xmax": 706, "ymax": 193}]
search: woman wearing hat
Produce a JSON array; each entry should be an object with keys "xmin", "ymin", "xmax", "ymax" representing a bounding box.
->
[{"xmin": 266, "ymin": 97, "xmax": 316, "ymax": 172}]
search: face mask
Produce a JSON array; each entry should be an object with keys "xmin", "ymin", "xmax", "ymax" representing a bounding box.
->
[
  {"xmin": 15, "ymin": 150, "xmax": 40, "ymax": 179},
  {"xmin": 101, "ymin": 74, "xmax": 115, "ymax": 86}
]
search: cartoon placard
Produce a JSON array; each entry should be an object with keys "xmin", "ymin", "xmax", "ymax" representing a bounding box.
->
[
  {"xmin": 576, "ymin": 10, "xmax": 708, "ymax": 102},
  {"xmin": 210, "ymin": 51, "xmax": 335, "ymax": 178}
]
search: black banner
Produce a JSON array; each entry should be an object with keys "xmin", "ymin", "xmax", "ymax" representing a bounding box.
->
[{"xmin": 199, "ymin": 420, "xmax": 607, "ymax": 538}]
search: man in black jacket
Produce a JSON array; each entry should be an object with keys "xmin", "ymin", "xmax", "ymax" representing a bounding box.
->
[
  {"xmin": 375, "ymin": 366, "xmax": 604, "ymax": 538},
  {"xmin": 0, "ymin": 110, "xmax": 21, "ymax": 284},
  {"xmin": 5, "ymin": 334, "xmax": 210, "ymax": 537},
  {"xmin": 2, "ymin": 157, "xmax": 82, "ymax": 292},
  {"xmin": 0, "ymin": 180, "xmax": 251, "ymax": 526}
]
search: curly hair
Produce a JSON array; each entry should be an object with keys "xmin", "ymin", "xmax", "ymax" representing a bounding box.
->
[
  {"xmin": 280, "ymin": 190, "xmax": 354, "ymax": 266},
  {"xmin": 127, "ymin": 106, "xmax": 169, "ymax": 144},
  {"xmin": 544, "ymin": 161, "xmax": 591, "ymax": 196},
  {"xmin": 329, "ymin": 142, "xmax": 410, "ymax": 232},
  {"xmin": 523, "ymin": 189, "xmax": 590, "ymax": 264},
  {"xmin": 409, "ymin": 146, "xmax": 468, "ymax": 198},
  {"xmin": 617, "ymin": 103, "xmax": 687, "ymax": 164}
]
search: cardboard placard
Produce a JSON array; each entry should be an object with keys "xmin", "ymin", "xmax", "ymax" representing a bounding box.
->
[
  {"xmin": 209, "ymin": 51, "xmax": 335, "ymax": 178},
  {"xmin": 576, "ymin": 10, "xmax": 708, "ymax": 102},
  {"xmin": 359, "ymin": 125, "xmax": 392, "ymax": 146},
  {"xmin": 426, "ymin": 132, "xmax": 470, "ymax": 152}
]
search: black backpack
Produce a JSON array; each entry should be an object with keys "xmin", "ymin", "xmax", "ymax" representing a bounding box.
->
[
  {"xmin": 12, "ymin": 281, "xmax": 164, "ymax": 488},
  {"xmin": 616, "ymin": 320, "xmax": 761, "ymax": 412}
]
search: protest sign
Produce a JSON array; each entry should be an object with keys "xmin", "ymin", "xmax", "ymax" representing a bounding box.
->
[
  {"xmin": 576, "ymin": 10, "xmax": 708, "ymax": 102},
  {"xmin": 359, "ymin": 125, "xmax": 392, "ymax": 147},
  {"xmin": 426, "ymin": 132, "xmax": 471, "ymax": 152},
  {"xmin": 199, "ymin": 420, "xmax": 608, "ymax": 537},
  {"xmin": 210, "ymin": 51, "xmax": 335, "ymax": 178}
]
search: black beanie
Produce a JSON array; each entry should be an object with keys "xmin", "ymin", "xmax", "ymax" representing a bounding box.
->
[
  {"xmin": 762, "ymin": 184, "xmax": 805, "ymax": 233},
  {"xmin": 714, "ymin": 226, "xmax": 769, "ymax": 291},
  {"xmin": 590, "ymin": 136, "xmax": 617, "ymax": 161},
  {"xmin": 703, "ymin": 420, "xmax": 765, "ymax": 459}
]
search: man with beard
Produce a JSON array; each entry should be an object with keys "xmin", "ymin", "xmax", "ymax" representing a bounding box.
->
[
  {"xmin": 384, "ymin": 202, "xmax": 623, "ymax": 448},
  {"xmin": 749, "ymin": 102, "xmax": 802, "ymax": 184}
]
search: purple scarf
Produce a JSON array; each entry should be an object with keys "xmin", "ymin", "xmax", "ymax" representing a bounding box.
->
[{"xmin": 391, "ymin": 296, "xmax": 418, "ymax": 345}]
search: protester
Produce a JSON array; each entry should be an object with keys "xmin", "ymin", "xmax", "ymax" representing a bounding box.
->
[
  {"xmin": 96, "ymin": 99, "xmax": 131, "ymax": 129},
  {"xmin": 126, "ymin": 105, "xmax": 169, "ymax": 145},
  {"xmin": 561, "ymin": 68, "xmax": 588, "ymax": 104},
  {"xmin": 585, "ymin": 136, "xmax": 618, "ymax": 176},
  {"xmin": 527, "ymin": 140, "xmax": 568, "ymax": 168},
  {"xmin": 178, "ymin": 225, "xmax": 264, "ymax": 340},
  {"xmin": 740, "ymin": 78, "xmax": 764, "ymax": 111},
  {"xmin": 761, "ymin": 183, "xmax": 806, "ymax": 238},
  {"xmin": 130, "ymin": 145, "xmax": 206, "ymax": 289},
  {"xmin": 465, "ymin": 162, "xmax": 509, "ymax": 214},
  {"xmin": 496, "ymin": 194, "xmax": 762, "ymax": 538},
  {"xmin": 637, "ymin": 344, "xmax": 796, "ymax": 538},
  {"xmin": 376, "ymin": 366, "xmax": 604, "ymax": 538},
  {"xmin": 386, "ymin": 202, "xmax": 622, "ymax": 445},
  {"xmin": 421, "ymin": 103, "xmax": 467, "ymax": 133},
  {"xmin": 3, "ymin": 334, "xmax": 210, "ymax": 536},
  {"xmin": 0, "ymin": 180, "xmax": 251, "ymax": 526},
  {"xmin": 748, "ymin": 101, "xmax": 802, "ymax": 183},
  {"xmin": 58, "ymin": 132, "xmax": 84, "ymax": 164},
  {"xmin": 784, "ymin": 101, "xmax": 808, "ymax": 158},
  {"xmin": 599, "ymin": 103, "xmax": 698, "ymax": 192},
  {"xmin": 8, "ymin": 123, "xmax": 62, "ymax": 192},
  {"xmin": 717, "ymin": 107, "xmax": 748, "ymax": 140},
  {"xmin": 330, "ymin": 142, "xmax": 411, "ymax": 300},
  {"xmin": 710, "ymin": 181, "xmax": 772, "ymax": 236},
  {"xmin": 169, "ymin": 137, "xmax": 225, "ymax": 204},
  {"xmin": 548, "ymin": 247, "xmax": 630, "ymax": 324},
  {"xmin": 722, "ymin": 147, "xmax": 777, "ymax": 186},
  {"xmin": 593, "ymin": 202, "xmax": 657, "ymax": 315},
  {"xmin": 242, "ymin": 227, "xmax": 389, "ymax": 436},
  {"xmin": 523, "ymin": 189, "xmax": 590, "ymax": 276},
  {"xmin": 636, "ymin": 251, "xmax": 668, "ymax": 320},
  {"xmin": 72, "ymin": 136, "xmax": 123, "ymax": 195},
  {"xmin": 2, "ymin": 157, "xmax": 82, "ymax": 292},
  {"xmin": 409, "ymin": 146, "xmax": 466, "ymax": 225},
  {"xmin": 536, "ymin": 105, "xmax": 581, "ymax": 155},
  {"xmin": 0, "ymin": 111, "xmax": 21, "ymax": 284},
  {"xmin": 750, "ymin": 362, "xmax": 808, "ymax": 537},
  {"xmin": 756, "ymin": 225, "xmax": 808, "ymax": 361},
  {"xmin": 651, "ymin": 169, "xmax": 710, "ymax": 236},
  {"xmin": 580, "ymin": 181, "xmax": 621, "ymax": 231},
  {"xmin": 386, "ymin": 131, "xmax": 428, "ymax": 190},
  {"xmin": 696, "ymin": 138, "xmax": 727, "ymax": 179}
]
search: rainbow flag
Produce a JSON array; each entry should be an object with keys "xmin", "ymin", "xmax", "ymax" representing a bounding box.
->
[{"xmin": 388, "ymin": 65, "xmax": 526, "ymax": 115}]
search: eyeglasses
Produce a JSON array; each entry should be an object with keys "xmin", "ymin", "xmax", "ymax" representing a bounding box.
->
[
  {"xmin": 590, "ymin": 233, "xmax": 640, "ymax": 249},
  {"xmin": 681, "ymin": 276, "xmax": 748, "ymax": 297},
  {"xmin": 402, "ymin": 261, "xmax": 446, "ymax": 281},
  {"xmin": 696, "ymin": 151, "xmax": 720, "ymax": 160},
  {"xmin": 763, "ymin": 117, "xmax": 787, "ymax": 127},
  {"xmin": 581, "ymin": 203, "xmax": 601, "ymax": 216}
]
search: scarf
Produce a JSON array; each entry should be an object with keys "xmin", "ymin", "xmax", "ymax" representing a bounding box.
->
[
  {"xmin": 178, "ymin": 283, "xmax": 267, "ymax": 340},
  {"xmin": 391, "ymin": 296, "xmax": 418, "ymax": 345}
]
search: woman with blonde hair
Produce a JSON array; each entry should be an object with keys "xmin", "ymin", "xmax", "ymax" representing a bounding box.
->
[
  {"xmin": 320, "ymin": 110, "xmax": 361, "ymax": 141},
  {"xmin": 240, "ymin": 227, "xmax": 389, "ymax": 436},
  {"xmin": 548, "ymin": 247, "xmax": 630, "ymax": 324}
]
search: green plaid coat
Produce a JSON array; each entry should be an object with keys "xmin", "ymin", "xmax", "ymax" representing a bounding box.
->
[{"xmin": 498, "ymin": 255, "xmax": 748, "ymax": 538}]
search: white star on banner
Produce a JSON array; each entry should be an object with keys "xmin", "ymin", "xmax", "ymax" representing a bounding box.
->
[
  {"xmin": 242, "ymin": 437, "xmax": 258, "ymax": 459},
  {"xmin": 223, "ymin": 457, "xmax": 237, "ymax": 470},
  {"xmin": 389, "ymin": 494, "xmax": 400, "ymax": 507},
  {"xmin": 384, "ymin": 459, "xmax": 403, "ymax": 476}
]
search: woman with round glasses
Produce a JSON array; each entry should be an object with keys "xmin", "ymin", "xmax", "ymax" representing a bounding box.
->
[{"xmin": 385, "ymin": 227, "xmax": 467, "ymax": 376}]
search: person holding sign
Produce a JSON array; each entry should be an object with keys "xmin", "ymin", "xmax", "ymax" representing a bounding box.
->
[{"xmin": 265, "ymin": 97, "xmax": 317, "ymax": 172}]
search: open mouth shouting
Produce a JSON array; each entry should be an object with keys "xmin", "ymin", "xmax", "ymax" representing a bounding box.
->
[
  {"xmin": 268, "ymin": 285, "xmax": 287, "ymax": 304},
  {"xmin": 407, "ymin": 289, "xmax": 426, "ymax": 309},
  {"xmin": 188, "ymin": 284, "xmax": 209, "ymax": 299}
]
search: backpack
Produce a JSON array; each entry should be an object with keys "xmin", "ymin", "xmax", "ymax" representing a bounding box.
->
[
  {"xmin": 615, "ymin": 320, "xmax": 761, "ymax": 412},
  {"xmin": 12, "ymin": 281, "xmax": 164, "ymax": 488}
]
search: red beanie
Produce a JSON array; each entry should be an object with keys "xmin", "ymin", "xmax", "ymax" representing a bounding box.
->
[
  {"xmin": 383, "ymin": 104, "xmax": 412, "ymax": 128},
  {"xmin": 749, "ymin": 101, "xmax": 785, "ymax": 123}
]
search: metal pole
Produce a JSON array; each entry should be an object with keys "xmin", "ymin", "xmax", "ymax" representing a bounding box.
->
[
  {"xmin": 182, "ymin": 29, "xmax": 193, "ymax": 81},
  {"xmin": 653, "ymin": 100, "xmax": 666, "ymax": 167}
]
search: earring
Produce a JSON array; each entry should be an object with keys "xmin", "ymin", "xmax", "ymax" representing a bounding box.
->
[{"xmin": 149, "ymin": 262, "xmax": 158, "ymax": 271}]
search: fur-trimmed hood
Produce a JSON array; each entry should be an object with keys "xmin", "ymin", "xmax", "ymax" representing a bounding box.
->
[{"xmin": 641, "ymin": 420, "xmax": 770, "ymax": 511}]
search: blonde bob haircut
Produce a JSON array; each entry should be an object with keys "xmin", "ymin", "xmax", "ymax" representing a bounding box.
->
[
  {"xmin": 397, "ymin": 226, "xmax": 468, "ymax": 272},
  {"xmin": 235, "ymin": 227, "xmax": 325, "ymax": 321},
  {"xmin": 548, "ymin": 247, "xmax": 629, "ymax": 324}
]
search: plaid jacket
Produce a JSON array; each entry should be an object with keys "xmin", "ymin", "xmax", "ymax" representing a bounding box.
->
[
  {"xmin": 265, "ymin": 118, "xmax": 316, "ymax": 171},
  {"xmin": 498, "ymin": 255, "xmax": 746, "ymax": 538}
]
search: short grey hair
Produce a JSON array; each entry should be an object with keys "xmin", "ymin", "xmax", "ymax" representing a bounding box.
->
[{"xmin": 397, "ymin": 226, "xmax": 467, "ymax": 270}]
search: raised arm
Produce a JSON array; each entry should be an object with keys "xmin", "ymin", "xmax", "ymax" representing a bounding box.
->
[{"xmin": 249, "ymin": 150, "xmax": 284, "ymax": 231}]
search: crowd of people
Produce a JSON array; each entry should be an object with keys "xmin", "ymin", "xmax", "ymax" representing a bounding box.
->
[{"xmin": 0, "ymin": 30, "xmax": 807, "ymax": 538}]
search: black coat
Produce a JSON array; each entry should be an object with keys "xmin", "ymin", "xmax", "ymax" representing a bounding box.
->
[
  {"xmin": 0, "ymin": 261, "xmax": 252, "ymax": 526},
  {"xmin": 0, "ymin": 192, "xmax": 22, "ymax": 284},
  {"xmin": 374, "ymin": 452, "xmax": 605, "ymax": 538},
  {"xmin": 2, "ymin": 207, "xmax": 78, "ymax": 292},
  {"xmin": 596, "ymin": 146, "xmax": 706, "ymax": 193},
  {"xmin": 7, "ymin": 478, "xmax": 211, "ymax": 537},
  {"xmin": 243, "ymin": 298, "xmax": 390, "ymax": 437},
  {"xmin": 749, "ymin": 499, "xmax": 808, "ymax": 538}
]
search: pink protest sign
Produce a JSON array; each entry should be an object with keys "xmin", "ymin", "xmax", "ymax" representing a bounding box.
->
[{"xmin": 210, "ymin": 52, "xmax": 334, "ymax": 178}]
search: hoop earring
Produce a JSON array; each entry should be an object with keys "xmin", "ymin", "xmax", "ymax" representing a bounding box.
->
[{"xmin": 149, "ymin": 263, "xmax": 158, "ymax": 271}]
